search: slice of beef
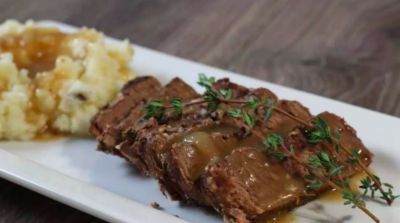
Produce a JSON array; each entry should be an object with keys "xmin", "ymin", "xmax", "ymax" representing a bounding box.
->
[
  {"xmin": 115, "ymin": 77, "xmax": 200, "ymax": 167},
  {"xmin": 165, "ymin": 124, "xmax": 242, "ymax": 203},
  {"xmin": 282, "ymin": 112, "xmax": 372, "ymax": 178},
  {"xmin": 201, "ymin": 147, "xmax": 307, "ymax": 223},
  {"xmin": 319, "ymin": 112, "xmax": 372, "ymax": 165},
  {"xmin": 117, "ymin": 79, "xmax": 252, "ymax": 200},
  {"xmin": 93, "ymin": 76, "xmax": 373, "ymax": 223},
  {"xmin": 98, "ymin": 77, "xmax": 199, "ymax": 155},
  {"xmin": 163, "ymin": 84, "xmax": 313, "ymax": 206},
  {"xmin": 121, "ymin": 117, "xmax": 215, "ymax": 200},
  {"xmin": 200, "ymin": 113, "xmax": 372, "ymax": 222},
  {"xmin": 123, "ymin": 78, "xmax": 313, "ymax": 205},
  {"xmin": 90, "ymin": 76, "xmax": 161, "ymax": 154}
]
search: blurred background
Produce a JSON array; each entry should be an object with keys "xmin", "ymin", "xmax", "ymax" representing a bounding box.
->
[{"xmin": 0, "ymin": 0, "xmax": 399, "ymax": 222}]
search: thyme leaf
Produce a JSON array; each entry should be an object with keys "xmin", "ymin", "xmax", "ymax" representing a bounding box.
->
[
  {"xmin": 242, "ymin": 110, "xmax": 255, "ymax": 128},
  {"xmin": 171, "ymin": 98, "xmax": 183, "ymax": 116},
  {"xmin": 197, "ymin": 73, "xmax": 215, "ymax": 88},
  {"xmin": 264, "ymin": 107, "xmax": 273, "ymax": 123},
  {"xmin": 307, "ymin": 117, "xmax": 333, "ymax": 144},
  {"xmin": 141, "ymin": 74, "xmax": 396, "ymax": 222},
  {"xmin": 307, "ymin": 181, "xmax": 323, "ymax": 190},
  {"xmin": 227, "ymin": 108, "xmax": 241, "ymax": 118},
  {"xmin": 263, "ymin": 133, "xmax": 283, "ymax": 149},
  {"xmin": 220, "ymin": 89, "xmax": 232, "ymax": 99},
  {"xmin": 144, "ymin": 100, "xmax": 165, "ymax": 120}
]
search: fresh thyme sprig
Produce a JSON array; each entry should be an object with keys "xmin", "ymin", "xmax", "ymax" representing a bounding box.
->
[
  {"xmin": 360, "ymin": 176, "xmax": 378, "ymax": 198},
  {"xmin": 307, "ymin": 116, "xmax": 399, "ymax": 206},
  {"xmin": 143, "ymin": 73, "xmax": 398, "ymax": 223},
  {"xmin": 258, "ymin": 128, "xmax": 379, "ymax": 222},
  {"xmin": 303, "ymin": 112, "xmax": 399, "ymax": 206},
  {"xmin": 360, "ymin": 176, "xmax": 400, "ymax": 202}
]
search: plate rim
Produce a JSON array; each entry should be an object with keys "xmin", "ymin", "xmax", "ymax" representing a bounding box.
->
[{"xmin": 0, "ymin": 20, "xmax": 398, "ymax": 223}]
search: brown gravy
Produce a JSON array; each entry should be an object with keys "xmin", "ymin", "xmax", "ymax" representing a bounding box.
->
[
  {"xmin": 180, "ymin": 124, "xmax": 305, "ymax": 215},
  {"xmin": 226, "ymin": 148, "xmax": 305, "ymax": 212},
  {"xmin": 0, "ymin": 27, "xmax": 78, "ymax": 136},
  {"xmin": 0, "ymin": 27, "xmax": 70, "ymax": 76},
  {"xmin": 179, "ymin": 124, "xmax": 272, "ymax": 180},
  {"xmin": 180, "ymin": 125, "xmax": 239, "ymax": 180}
]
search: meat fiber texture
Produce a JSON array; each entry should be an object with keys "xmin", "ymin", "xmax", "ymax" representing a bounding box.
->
[{"xmin": 90, "ymin": 76, "xmax": 372, "ymax": 223}]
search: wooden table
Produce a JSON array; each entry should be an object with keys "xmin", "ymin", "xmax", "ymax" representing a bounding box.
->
[{"xmin": 0, "ymin": 0, "xmax": 399, "ymax": 222}]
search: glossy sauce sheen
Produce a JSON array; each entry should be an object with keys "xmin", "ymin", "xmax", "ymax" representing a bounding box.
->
[
  {"xmin": 181, "ymin": 125, "xmax": 305, "ymax": 213},
  {"xmin": 226, "ymin": 148, "xmax": 305, "ymax": 212},
  {"xmin": 180, "ymin": 125, "xmax": 270, "ymax": 180},
  {"xmin": 181, "ymin": 125, "xmax": 239, "ymax": 180}
]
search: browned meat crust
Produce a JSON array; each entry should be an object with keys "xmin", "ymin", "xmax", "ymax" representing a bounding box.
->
[
  {"xmin": 90, "ymin": 76, "xmax": 198, "ymax": 155},
  {"xmin": 90, "ymin": 76, "xmax": 372, "ymax": 222},
  {"xmin": 90, "ymin": 76, "xmax": 162, "ymax": 155}
]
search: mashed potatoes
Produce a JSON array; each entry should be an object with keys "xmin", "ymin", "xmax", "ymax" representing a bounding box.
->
[{"xmin": 0, "ymin": 20, "xmax": 134, "ymax": 140}]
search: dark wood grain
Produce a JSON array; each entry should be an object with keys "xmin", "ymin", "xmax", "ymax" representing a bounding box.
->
[{"xmin": 0, "ymin": 0, "xmax": 399, "ymax": 222}]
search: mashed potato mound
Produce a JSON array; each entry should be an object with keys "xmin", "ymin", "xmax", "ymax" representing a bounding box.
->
[{"xmin": 0, "ymin": 20, "xmax": 134, "ymax": 140}]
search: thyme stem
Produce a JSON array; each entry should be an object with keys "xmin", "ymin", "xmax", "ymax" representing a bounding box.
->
[
  {"xmin": 237, "ymin": 121, "xmax": 380, "ymax": 223},
  {"xmin": 166, "ymin": 97, "xmax": 313, "ymax": 127},
  {"xmin": 324, "ymin": 181, "xmax": 380, "ymax": 223},
  {"xmin": 161, "ymin": 92, "xmax": 393, "ymax": 207},
  {"xmin": 143, "ymin": 74, "xmax": 398, "ymax": 223},
  {"xmin": 336, "ymin": 140, "xmax": 393, "ymax": 205}
]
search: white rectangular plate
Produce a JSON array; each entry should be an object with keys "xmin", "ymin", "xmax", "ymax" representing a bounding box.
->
[{"xmin": 0, "ymin": 21, "xmax": 399, "ymax": 223}]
